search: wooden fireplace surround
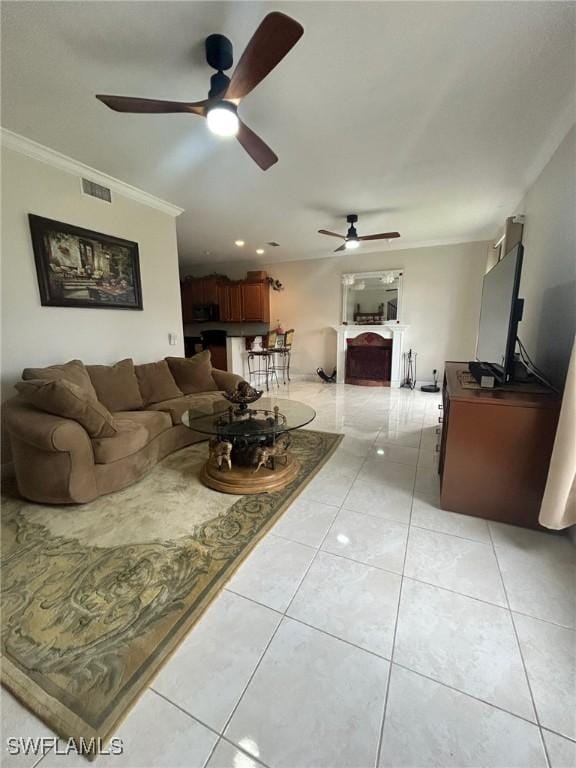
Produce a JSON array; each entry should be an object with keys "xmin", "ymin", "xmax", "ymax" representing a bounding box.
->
[{"xmin": 345, "ymin": 332, "xmax": 393, "ymax": 386}]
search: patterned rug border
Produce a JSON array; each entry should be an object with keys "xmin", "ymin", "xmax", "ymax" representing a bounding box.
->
[{"xmin": 2, "ymin": 429, "xmax": 343, "ymax": 756}]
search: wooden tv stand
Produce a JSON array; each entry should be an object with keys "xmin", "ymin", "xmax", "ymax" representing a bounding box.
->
[{"xmin": 439, "ymin": 362, "xmax": 560, "ymax": 528}]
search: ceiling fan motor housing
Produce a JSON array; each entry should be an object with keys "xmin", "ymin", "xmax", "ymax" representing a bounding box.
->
[
  {"xmin": 205, "ymin": 34, "xmax": 233, "ymax": 71},
  {"xmin": 206, "ymin": 34, "xmax": 234, "ymax": 98}
]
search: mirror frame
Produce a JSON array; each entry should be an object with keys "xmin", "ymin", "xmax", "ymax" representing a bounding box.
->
[{"xmin": 341, "ymin": 269, "xmax": 404, "ymax": 325}]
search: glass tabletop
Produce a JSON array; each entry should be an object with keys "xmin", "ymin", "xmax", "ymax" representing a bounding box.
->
[{"xmin": 181, "ymin": 397, "xmax": 316, "ymax": 439}]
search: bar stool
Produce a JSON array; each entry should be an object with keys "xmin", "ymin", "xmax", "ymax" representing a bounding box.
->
[
  {"xmin": 247, "ymin": 332, "xmax": 279, "ymax": 391},
  {"xmin": 269, "ymin": 329, "xmax": 294, "ymax": 384}
]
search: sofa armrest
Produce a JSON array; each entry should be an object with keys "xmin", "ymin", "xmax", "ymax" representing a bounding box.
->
[
  {"xmin": 212, "ymin": 368, "xmax": 245, "ymax": 392},
  {"xmin": 3, "ymin": 398, "xmax": 90, "ymax": 453},
  {"xmin": 3, "ymin": 397, "xmax": 98, "ymax": 504}
]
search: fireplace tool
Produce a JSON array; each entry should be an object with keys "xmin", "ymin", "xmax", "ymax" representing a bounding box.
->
[{"xmin": 402, "ymin": 349, "xmax": 417, "ymax": 389}]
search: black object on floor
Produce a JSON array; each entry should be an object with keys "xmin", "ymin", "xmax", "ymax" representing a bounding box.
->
[
  {"xmin": 317, "ymin": 367, "xmax": 336, "ymax": 383},
  {"xmin": 421, "ymin": 368, "xmax": 440, "ymax": 393}
]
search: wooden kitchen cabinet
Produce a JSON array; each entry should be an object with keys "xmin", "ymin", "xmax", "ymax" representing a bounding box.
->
[
  {"xmin": 217, "ymin": 283, "xmax": 231, "ymax": 321},
  {"xmin": 228, "ymin": 284, "xmax": 243, "ymax": 321},
  {"xmin": 202, "ymin": 277, "xmax": 219, "ymax": 305},
  {"xmin": 181, "ymin": 273, "xmax": 270, "ymax": 323},
  {"xmin": 242, "ymin": 281, "xmax": 270, "ymax": 323},
  {"xmin": 190, "ymin": 279, "xmax": 204, "ymax": 307}
]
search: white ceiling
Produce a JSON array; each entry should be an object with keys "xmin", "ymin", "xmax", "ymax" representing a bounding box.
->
[{"xmin": 2, "ymin": 1, "xmax": 575, "ymax": 267}]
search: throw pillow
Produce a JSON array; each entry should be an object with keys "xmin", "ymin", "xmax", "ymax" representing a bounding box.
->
[
  {"xmin": 135, "ymin": 361, "xmax": 183, "ymax": 405},
  {"xmin": 22, "ymin": 359, "xmax": 98, "ymax": 400},
  {"xmin": 86, "ymin": 358, "xmax": 144, "ymax": 412},
  {"xmin": 166, "ymin": 351, "xmax": 218, "ymax": 394},
  {"xmin": 16, "ymin": 379, "xmax": 117, "ymax": 438}
]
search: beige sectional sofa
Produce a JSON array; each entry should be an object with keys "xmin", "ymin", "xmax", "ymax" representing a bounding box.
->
[{"xmin": 4, "ymin": 352, "xmax": 242, "ymax": 504}]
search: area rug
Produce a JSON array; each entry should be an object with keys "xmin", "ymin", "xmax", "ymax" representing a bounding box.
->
[{"xmin": 1, "ymin": 429, "xmax": 342, "ymax": 752}]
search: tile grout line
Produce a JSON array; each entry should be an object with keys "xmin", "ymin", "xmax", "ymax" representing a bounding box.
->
[
  {"xmin": 150, "ymin": 688, "xmax": 272, "ymax": 768},
  {"xmin": 218, "ymin": 588, "xmax": 563, "ymax": 733},
  {"xmin": 540, "ymin": 726, "xmax": 576, "ymax": 746},
  {"xmin": 408, "ymin": 521, "xmax": 494, "ymax": 545},
  {"xmin": 208, "ymin": 477, "xmax": 365, "ymax": 764},
  {"xmin": 150, "ymin": 602, "xmax": 550, "ymax": 745},
  {"xmin": 266, "ymin": 528, "xmax": 564, "ymax": 622},
  {"xmin": 389, "ymin": 659, "xmax": 544, "ymax": 729},
  {"xmin": 374, "ymin": 447, "xmax": 419, "ymax": 768},
  {"xmin": 487, "ymin": 524, "xmax": 552, "ymax": 768},
  {"xmin": 210, "ymin": 435, "xmax": 376, "ymax": 764},
  {"xmin": 31, "ymin": 748, "xmax": 53, "ymax": 768}
]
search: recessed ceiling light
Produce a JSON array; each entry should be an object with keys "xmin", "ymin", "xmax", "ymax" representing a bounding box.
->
[
  {"xmin": 256, "ymin": 248, "xmax": 265, "ymax": 255},
  {"xmin": 234, "ymin": 240, "xmax": 245, "ymax": 247}
]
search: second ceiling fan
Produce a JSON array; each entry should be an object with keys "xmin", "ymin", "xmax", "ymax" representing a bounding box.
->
[
  {"xmin": 319, "ymin": 214, "xmax": 401, "ymax": 252},
  {"xmin": 95, "ymin": 12, "xmax": 303, "ymax": 171}
]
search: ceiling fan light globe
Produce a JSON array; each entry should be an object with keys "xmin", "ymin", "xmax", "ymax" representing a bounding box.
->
[
  {"xmin": 206, "ymin": 102, "xmax": 239, "ymax": 137},
  {"xmin": 344, "ymin": 239, "xmax": 360, "ymax": 250}
]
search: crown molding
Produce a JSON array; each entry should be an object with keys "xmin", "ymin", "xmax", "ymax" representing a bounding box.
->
[{"xmin": 1, "ymin": 128, "xmax": 184, "ymax": 218}]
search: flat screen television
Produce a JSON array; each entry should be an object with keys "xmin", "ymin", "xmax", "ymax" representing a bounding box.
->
[{"xmin": 475, "ymin": 243, "xmax": 524, "ymax": 383}]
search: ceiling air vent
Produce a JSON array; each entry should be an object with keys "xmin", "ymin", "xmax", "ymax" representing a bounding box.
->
[
  {"xmin": 267, "ymin": 241, "xmax": 280, "ymax": 247},
  {"xmin": 81, "ymin": 178, "xmax": 112, "ymax": 203}
]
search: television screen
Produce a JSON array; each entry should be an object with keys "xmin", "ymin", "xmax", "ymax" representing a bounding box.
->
[{"xmin": 476, "ymin": 243, "xmax": 523, "ymax": 380}]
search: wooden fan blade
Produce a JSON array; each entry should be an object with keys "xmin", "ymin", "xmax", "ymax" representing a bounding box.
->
[
  {"xmin": 334, "ymin": 244, "xmax": 347, "ymax": 253},
  {"xmin": 318, "ymin": 229, "xmax": 345, "ymax": 239},
  {"xmin": 225, "ymin": 12, "xmax": 304, "ymax": 100},
  {"xmin": 358, "ymin": 232, "xmax": 401, "ymax": 241},
  {"xmin": 96, "ymin": 95, "xmax": 208, "ymax": 115},
  {"xmin": 236, "ymin": 119, "xmax": 278, "ymax": 170}
]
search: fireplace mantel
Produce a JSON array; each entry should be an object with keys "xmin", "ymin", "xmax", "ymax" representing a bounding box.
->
[{"xmin": 334, "ymin": 324, "xmax": 409, "ymax": 387}]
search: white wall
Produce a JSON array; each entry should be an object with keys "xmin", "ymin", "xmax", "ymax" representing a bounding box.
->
[
  {"xmin": 1, "ymin": 148, "xmax": 184, "ymax": 401},
  {"xmin": 513, "ymin": 124, "xmax": 576, "ymax": 389},
  {"xmin": 184, "ymin": 240, "xmax": 489, "ymax": 381}
]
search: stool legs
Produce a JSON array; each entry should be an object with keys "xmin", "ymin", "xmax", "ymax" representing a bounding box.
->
[{"xmin": 267, "ymin": 351, "xmax": 279, "ymax": 389}]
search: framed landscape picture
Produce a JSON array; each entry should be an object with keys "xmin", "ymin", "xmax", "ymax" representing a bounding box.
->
[{"xmin": 29, "ymin": 214, "xmax": 143, "ymax": 310}]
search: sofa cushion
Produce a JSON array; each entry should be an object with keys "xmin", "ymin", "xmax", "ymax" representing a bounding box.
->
[
  {"xmin": 147, "ymin": 391, "xmax": 225, "ymax": 426},
  {"xmin": 112, "ymin": 409, "xmax": 172, "ymax": 437},
  {"xmin": 91, "ymin": 419, "xmax": 148, "ymax": 464},
  {"xmin": 135, "ymin": 360, "xmax": 183, "ymax": 405},
  {"xmin": 22, "ymin": 359, "xmax": 98, "ymax": 400},
  {"xmin": 166, "ymin": 352, "xmax": 218, "ymax": 395},
  {"xmin": 87, "ymin": 359, "xmax": 144, "ymax": 412},
  {"xmin": 15, "ymin": 378, "xmax": 117, "ymax": 438}
]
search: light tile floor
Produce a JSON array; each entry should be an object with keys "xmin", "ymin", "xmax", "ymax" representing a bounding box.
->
[{"xmin": 3, "ymin": 381, "xmax": 575, "ymax": 768}]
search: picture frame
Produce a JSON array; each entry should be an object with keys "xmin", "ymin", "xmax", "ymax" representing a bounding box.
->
[{"xmin": 28, "ymin": 214, "xmax": 143, "ymax": 310}]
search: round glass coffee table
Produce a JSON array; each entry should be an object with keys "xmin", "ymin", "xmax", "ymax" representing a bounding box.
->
[{"xmin": 182, "ymin": 397, "xmax": 316, "ymax": 494}]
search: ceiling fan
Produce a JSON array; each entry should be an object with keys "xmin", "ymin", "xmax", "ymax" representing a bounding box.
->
[
  {"xmin": 318, "ymin": 214, "xmax": 401, "ymax": 252},
  {"xmin": 95, "ymin": 12, "xmax": 303, "ymax": 171}
]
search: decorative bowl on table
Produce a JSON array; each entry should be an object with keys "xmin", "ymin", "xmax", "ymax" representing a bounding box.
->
[{"xmin": 223, "ymin": 381, "xmax": 263, "ymax": 413}]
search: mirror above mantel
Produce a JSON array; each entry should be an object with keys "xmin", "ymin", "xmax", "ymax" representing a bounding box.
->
[{"xmin": 341, "ymin": 270, "xmax": 403, "ymax": 325}]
